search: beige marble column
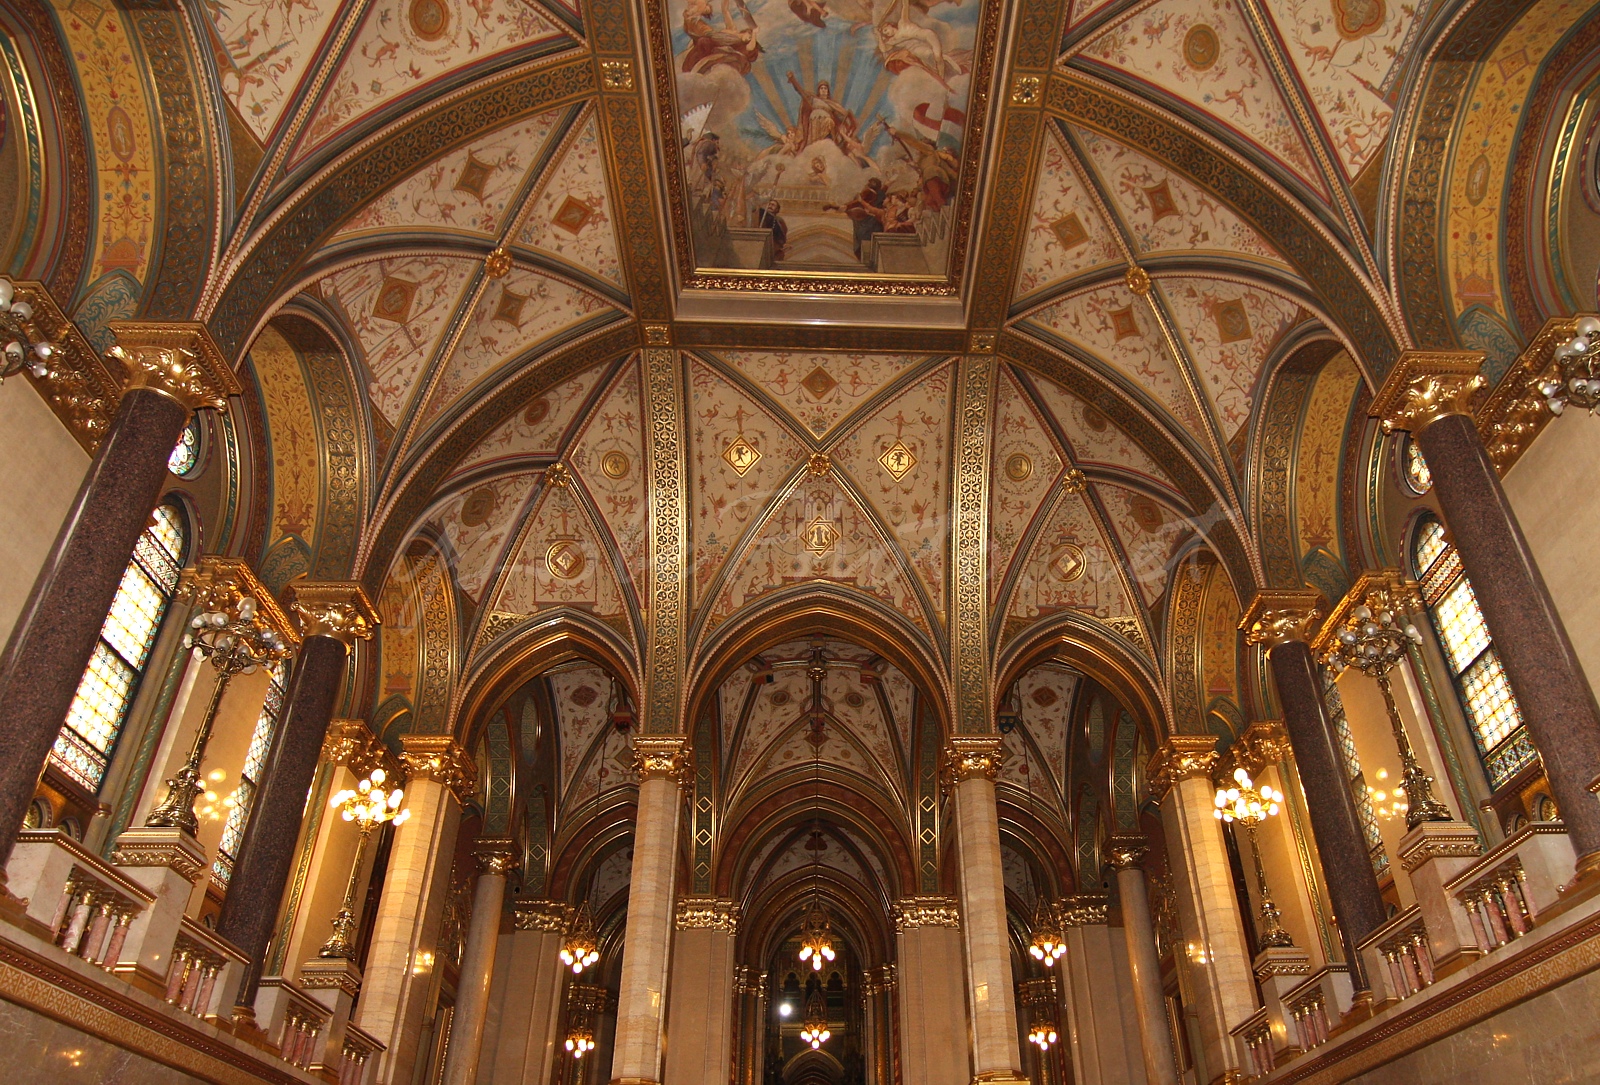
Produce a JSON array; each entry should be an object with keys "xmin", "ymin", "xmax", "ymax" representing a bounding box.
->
[
  {"xmin": 1150, "ymin": 737, "xmax": 1257, "ymax": 1083},
  {"xmin": 862, "ymin": 963, "xmax": 895, "ymax": 1085},
  {"xmin": 1057, "ymin": 896, "xmax": 1143, "ymax": 1085},
  {"xmin": 480, "ymin": 901, "xmax": 571, "ymax": 1085},
  {"xmin": 1108, "ymin": 839, "xmax": 1179, "ymax": 1085},
  {"xmin": 610, "ymin": 736, "xmax": 689, "ymax": 1085},
  {"xmin": 663, "ymin": 897, "xmax": 738, "ymax": 1085},
  {"xmin": 893, "ymin": 897, "xmax": 968, "ymax": 1085},
  {"xmin": 356, "ymin": 736, "xmax": 474, "ymax": 1085},
  {"xmin": 946, "ymin": 737, "xmax": 1026, "ymax": 1084},
  {"xmin": 442, "ymin": 839, "xmax": 517, "ymax": 1085}
]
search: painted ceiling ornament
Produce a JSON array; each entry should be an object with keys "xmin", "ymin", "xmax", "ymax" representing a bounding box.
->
[
  {"xmin": 804, "ymin": 514, "xmax": 839, "ymax": 556},
  {"xmin": 484, "ymin": 247, "xmax": 513, "ymax": 278},
  {"xmin": 1062, "ymin": 467, "xmax": 1088, "ymax": 494},
  {"xmin": 723, "ymin": 431, "xmax": 761, "ymax": 476},
  {"xmin": 808, "ymin": 452, "xmax": 832, "ymax": 477},
  {"xmin": 545, "ymin": 462, "xmax": 572, "ymax": 488},
  {"xmin": 1183, "ymin": 24, "xmax": 1220, "ymax": 70},
  {"xmin": 1332, "ymin": 0, "xmax": 1386, "ymax": 39},
  {"xmin": 801, "ymin": 365, "xmax": 838, "ymax": 399},
  {"xmin": 1004, "ymin": 452, "xmax": 1033, "ymax": 482},
  {"xmin": 880, "ymin": 438, "xmax": 916, "ymax": 481},
  {"xmin": 601, "ymin": 450, "xmax": 631, "ymax": 479}
]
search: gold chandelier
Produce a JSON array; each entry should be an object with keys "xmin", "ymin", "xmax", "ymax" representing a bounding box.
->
[
  {"xmin": 564, "ymin": 1025, "xmax": 595, "ymax": 1059},
  {"xmin": 1027, "ymin": 899, "xmax": 1065, "ymax": 966},
  {"xmin": 797, "ymin": 898, "xmax": 836, "ymax": 971},
  {"xmin": 561, "ymin": 904, "xmax": 601, "ymax": 973},
  {"xmin": 1028, "ymin": 1022, "xmax": 1059, "ymax": 1051},
  {"xmin": 798, "ymin": 987, "xmax": 831, "ymax": 1049}
]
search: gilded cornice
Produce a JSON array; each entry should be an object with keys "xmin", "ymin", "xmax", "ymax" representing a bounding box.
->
[
  {"xmin": 1059, "ymin": 894, "xmax": 1109, "ymax": 926},
  {"xmin": 633, "ymin": 735, "xmax": 692, "ymax": 784},
  {"xmin": 399, "ymin": 735, "xmax": 477, "ymax": 803},
  {"xmin": 675, "ymin": 897, "xmax": 739, "ymax": 931},
  {"xmin": 513, "ymin": 900, "xmax": 574, "ymax": 932},
  {"xmin": 475, "ymin": 837, "xmax": 520, "ymax": 876},
  {"xmin": 1369, "ymin": 351, "xmax": 1487, "ymax": 434},
  {"xmin": 1220, "ymin": 720, "xmax": 1292, "ymax": 781},
  {"xmin": 951, "ymin": 358, "xmax": 994, "ymax": 734},
  {"xmin": 892, "ymin": 896, "xmax": 961, "ymax": 931},
  {"xmin": 1146, "ymin": 735, "xmax": 1219, "ymax": 800},
  {"xmin": 643, "ymin": 348, "xmax": 686, "ymax": 734},
  {"xmin": 106, "ymin": 321, "xmax": 240, "ymax": 412},
  {"xmin": 1309, "ymin": 570, "xmax": 1421, "ymax": 660},
  {"xmin": 7, "ymin": 281, "xmax": 119, "ymax": 452},
  {"xmin": 321, "ymin": 718, "xmax": 401, "ymax": 782},
  {"xmin": 1105, "ymin": 835, "xmax": 1149, "ymax": 870},
  {"xmin": 284, "ymin": 580, "xmax": 379, "ymax": 645},
  {"xmin": 1476, "ymin": 317, "xmax": 1588, "ymax": 475},
  {"xmin": 1239, "ymin": 590, "xmax": 1323, "ymax": 649},
  {"xmin": 177, "ymin": 556, "xmax": 301, "ymax": 647}
]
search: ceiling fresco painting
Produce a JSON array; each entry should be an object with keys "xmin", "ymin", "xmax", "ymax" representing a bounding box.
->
[{"xmin": 653, "ymin": 0, "xmax": 992, "ymax": 286}]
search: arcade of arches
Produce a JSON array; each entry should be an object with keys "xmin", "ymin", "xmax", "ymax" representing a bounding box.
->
[{"xmin": 6, "ymin": 0, "xmax": 1600, "ymax": 1081}]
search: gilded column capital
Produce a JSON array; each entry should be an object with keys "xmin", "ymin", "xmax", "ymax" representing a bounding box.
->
[
  {"xmin": 892, "ymin": 896, "xmax": 961, "ymax": 931},
  {"xmin": 1478, "ymin": 316, "xmax": 1586, "ymax": 474},
  {"xmin": 675, "ymin": 897, "xmax": 739, "ymax": 931},
  {"xmin": 1239, "ymin": 590, "xmax": 1323, "ymax": 648},
  {"xmin": 1369, "ymin": 350, "xmax": 1487, "ymax": 434},
  {"xmin": 512, "ymin": 900, "xmax": 573, "ymax": 932},
  {"xmin": 633, "ymin": 735, "xmax": 692, "ymax": 783},
  {"xmin": 399, "ymin": 734, "xmax": 478, "ymax": 803},
  {"xmin": 942, "ymin": 736, "xmax": 1004, "ymax": 785},
  {"xmin": 1146, "ymin": 735, "xmax": 1219, "ymax": 800},
  {"xmin": 106, "ymin": 321, "xmax": 241, "ymax": 412},
  {"xmin": 1058, "ymin": 894, "xmax": 1109, "ymax": 926},
  {"xmin": 1222, "ymin": 720, "xmax": 1292, "ymax": 779},
  {"xmin": 1310, "ymin": 569, "xmax": 1422, "ymax": 660},
  {"xmin": 1105, "ymin": 835, "xmax": 1149, "ymax": 870},
  {"xmin": 474, "ymin": 837, "xmax": 520, "ymax": 876},
  {"xmin": 177, "ymin": 556, "xmax": 301, "ymax": 647},
  {"xmin": 6, "ymin": 281, "xmax": 119, "ymax": 451},
  {"xmin": 284, "ymin": 580, "xmax": 379, "ymax": 645}
]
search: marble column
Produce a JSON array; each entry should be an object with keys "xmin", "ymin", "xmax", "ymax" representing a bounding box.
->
[
  {"xmin": 732, "ymin": 965, "xmax": 767, "ymax": 1085},
  {"xmin": 442, "ymin": 839, "xmax": 517, "ymax": 1085},
  {"xmin": 893, "ymin": 898, "xmax": 968, "ymax": 1085},
  {"xmin": 861, "ymin": 963, "xmax": 895, "ymax": 1085},
  {"xmin": 1057, "ymin": 896, "xmax": 1143, "ymax": 1085},
  {"xmin": 1242, "ymin": 593, "xmax": 1389, "ymax": 952},
  {"xmin": 1375, "ymin": 351, "xmax": 1600, "ymax": 871},
  {"xmin": 356, "ymin": 735, "xmax": 475, "ymax": 1085},
  {"xmin": 1150, "ymin": 736, "xmax": 1256, "ymax": 1083},
  {"xmin": 218, "ymin": 582, "xmax": 378, "ymax": 1009},
  {"xmin": 610, "ymin": 736, "xmax": 688, "ymax": 1085},
  {"xmin": 663, "ymin": 897, "xmax": 738, "ymax": 1085},
  {"xmin": 0, "ymin": 322, "xmax": 237, "ymax": 874},
  {"xmin": 482, "ymin": 901, "xmax": 571, "ymax": 1085},
  {"xmin": 946, "ymin": 738, "xmax": 1026, "ymax": 1085},
  {"xmin": 1108, "ymin": 839, "xmax": 1179, "ymax": 1085}
]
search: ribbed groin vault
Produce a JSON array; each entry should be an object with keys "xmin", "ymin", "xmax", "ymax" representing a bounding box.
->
[{"xmin": 6, "ymin": 0, "xmax": 1600, "ymax": 1080}]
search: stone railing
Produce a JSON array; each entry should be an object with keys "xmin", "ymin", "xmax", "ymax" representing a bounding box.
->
[
  {"xmin": 1278, "ymin": 964, "xmax": 1353, "ymax": 1054},
  {"xmin": 1444, "ymin": 822, "xmax": 1574, "ymax": 955},
  {"xmin": 1235, "ymin": 1006, "xmax": 1275, "ymax": 1077},
  {"xmin": 341, "ymin": 1023, "xmax": 382, "ymax": 1085},
  {"xmin": 1358, "ymin": 905, "xmax": 1434, "ymax": 1003},
  {"xmin": 7, "ymin": 829, "xmax": 153, "ymax": 967},
  {"xmin": 166, "ymin": 917, "xmax": 248, "ymax": 1020},
  {"xmin": 258, "ymin": 976, "xmax": 333, "ymax": 1068}
]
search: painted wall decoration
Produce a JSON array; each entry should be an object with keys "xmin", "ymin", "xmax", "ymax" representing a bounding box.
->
[
  {"xmin": 657, "ymin": 0, "xmax": 988, "ymax": 282},
  {"xmin": 1293, "ymin": 349, "xmax": 1359, "ymax": 563}
]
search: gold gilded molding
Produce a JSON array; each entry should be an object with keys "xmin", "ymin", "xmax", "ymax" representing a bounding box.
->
[
  {"xmin": 177, "ymin": 556, "xmax": 301, "ymax": 647},
  {"xmin": 1105, "ymin": 835, "xmax": 1149, "ymax": 870},
  {"xmin": 8, "ymin": 281, "xmax": 119, "ymax": 452},
  {"xmin": 1239, "ymin": 590, "xmax": 1323, "ymax": 649},
  {"xmin": 321, "ymin": 718, "xmax": 400, "ymax": 781},
  {"xmin": 1309, "ymin": 569, "xmax": 1420, "ymax": 660},
  {"xmin": 1010, "ymin": 73, "xmax": 1042, "ymax": 106},
  {"xmin": 634, "ymin": 735, "xmax": 691, "ymax": 782},
  {"xmin": 675, "ymin": 897, "xmax": 739, "ymax": 931},
  {"xmin": 644, "ymin": 348, "xmax": 686, "ymax": 734},
  {"xmin": 284, "ymin": 580, "xmax": 379, "ymax": 644},
  {"xmin": 943, "ymin": 736, "xmax": 1004, "ymax": 784},
  {"xmin": 513, "ymin": 900, "xmax": 574, "ymax": 931},
  {"xmin": 1146, "ymin": 735, "xmax": 1219, "ymax": 800},
  {"xmin": 1223, "ymin": 720, "xmax": 1292, "ymax": 778},
  {"xmin": 952, "ymin": 358, "xmax": 994, "ymax": 734},
  {"xmin": 106, "ymin": 321, "xmax": 240, "ymax": 411},
  {"xmin": 1125, "ymin": 266, "xmax": 1152, "ymax": 295},
  {"xmin": 475, "ymin": 837, "xmax": 520, "ymax": 875},
  {"xmin": 642, "ymin": 323, "xmax": 671, "ymax": 346},
  {"xmin": 892, "ymin": 896, "xmax": 961, "ymax": 930},
  {"xmin": 1476, "ymin": 316, "xmax": 1586, "ymax": 475},
  {"xmin": 484, "ymin": 247, "xmax": 512, "ymax": 278},
  {"xmin": 600, "ymin": 58, "xmax": 634, "ymax": 91},
  {"xmin": 1369, "ymin": 350, "xmax": 1487, "ymax": 434},
  {"xmin": 968, "ymin": 331, "xmax": 997, "ymax": 353},
  {"xmin": 399, "ymin": 734, "xmax": 477, "ymax": 802},
  {"xmin": 1058, "ymin": 894, "xmax": 1109, "ymax": 926}
]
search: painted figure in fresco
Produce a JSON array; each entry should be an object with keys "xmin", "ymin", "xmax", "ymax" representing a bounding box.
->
[
  {"xmin": 784, "ymin": 73, "xmax": 872, "ymax": 164},
  {"xmin": 681, "ymin": 0, "xmax": 763, "ymax": 75},
  {"xmin": 827, "ymin": 177, "xmax": 888, "ymax": 257},
  {"xmin": 889, "ymin": 125, "xmax": 959, "ymax": 210},
  {"xmin": 875, "ymin": 0, "xmax": 964, "ymax": 86},
  {"xmin": 691, "ymin": 130, "xmax": 721, "ymax": 188},
  {"xmin": 755, "ymin": 199, "xmax": 789, "ymax": 260}
]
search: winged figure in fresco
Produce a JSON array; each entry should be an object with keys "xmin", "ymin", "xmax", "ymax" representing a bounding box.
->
[
  {"xmin": 681, "ymin": 0, "xmax": 763, "ymax": 76},
  {"xmin": 874, "ymin": 0, "xmax": 971, "ymax": 86}
]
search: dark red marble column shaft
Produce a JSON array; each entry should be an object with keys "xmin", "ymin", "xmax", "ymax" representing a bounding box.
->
[
  {"xmin": 0, "ymin": 387, "xmax": 189, "ymax": 870},
  {"xmin": 1267, "ymin": 640, "xmax": 1388, "ymax": 948},
  {"xmin": 1416, "ymin": 412, "xmax": 1600, "ymax": 860},
  {"xmin": 216, "ymin": 633, "xmax": 348, "ymax": 1003}
]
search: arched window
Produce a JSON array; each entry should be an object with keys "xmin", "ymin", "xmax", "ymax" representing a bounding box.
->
[
  {"xmin": 50, "ymin": 503, "xmax": 188, "ymax": 792},
  {"xmin": 1411, "ymin": 516, "xmax": 1534, "ymax": 789},
  {"xmin": 168, "ymin": 415, "xmax": 202, "ymax": 477},
  {"xmin": 213, "ymin": 660, "xmax": 286, "ymax": 885}
]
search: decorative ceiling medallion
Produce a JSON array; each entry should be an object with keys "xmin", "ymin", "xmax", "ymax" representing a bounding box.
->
[
  {"xmin": 1125, "ymin": 266, "xmax": 1151, "ymax": 296},
  {"xmin": 723, "ymin": 433, "xmax": 761, "ymax": 476},
  {"xmin": 1031, "ymin": 686, "xmax": 1057, "ymax": 707},
  {"xmin": 455, "ymin": 152, "xmax": 495, "ymax": 200},
  {"xmin": 602, "ymin": 450, "xmax": 631, "ymax": 479},
  {"xmin": 1332, "ymin": 0, "xmax": 1385, "ymax": 39},
  {"xmin": 461, "ymin": 485, "xmax": 498, "ymax": 527},
  {"xmin": 1062, "ymin": 468, "xmax": 1088, "ymax": 494},
  {"xmin": 1131, "ymin": 495, "xmax": 1166, "ymax": 532},
  {"xmin": 493, "ymin": 287, "xmax": 528, "ymax": 327},
  {"xmin": 803, "ymin": 516, "xmax": 839, "ymax": 556},
  {"xmin": 546, "ymin": 539, "xmax": 586, "ymax": 579},
  {"xmin": 844, "ymin": 691, "xmax": 865, "ymax": 708},
  {"xmin": 484, "ymin": 247, "xmax": 512, "ymax": 278},
  {"xmin": 372, "ymin": 277, "xmax": 418, "ymax": 324},
  {"xmin": 1183, "ymin": 24, "xmax": 1220, "ymax": 70},
  {"xmin": 524, "ymin": 397, "xmax": 550, "ymax": 425},
  {"xmin": 1004, "ymin": 452, "xmax": 1033, "ymax": 482},
  {"xmin": 769, "ymin": 689, "xmax": 791, "ymax": 705},
  {"xmin": 1051, "ymin": 213, "xmax": 1088, "ymax": 250},
  {"xmin": 553, "ymin": 195, "xmax": 593, "ymax": 235},
  {"xmin": 546, "ymin": 463, "xmax": 572, "ymax": 488},
  {"xmin": 880, "ymin": 440, "xmax": 916, "ymax": 481},
  {"xmin": 808, "ymin": 453, "xmax": 831, "ymax": 477},
  {"xmin": 408, "ymin": 0, "xmax": 451, "ymax": 41},
  {"xmin": 1109, "ymin": 306, "xmax": 1141, "ymax": 341},
  {"xmin": 1143, "ymin": 181, "xmax": 1179, "ymax": 222},
  {"xmin": 1049, "ymin": 542, "xmax": 1086, "ymax": 583},
  {"xmin": 1213, "ymin": 298, "xmax": 1253, "ymax": 344},
  {"xmin": 801, "ymin": 366, "xmax": 838, "ymax": 399}
]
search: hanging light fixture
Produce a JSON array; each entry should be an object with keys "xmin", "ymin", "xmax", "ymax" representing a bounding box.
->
[
  {"xmin": 1541, "ymin": 316, "xmax": 1600, "ymax": 414},
  {"xmin": 321, "ymin": 768, "xmax": 409, "ymax": 958},
  {"xmin": 0, "ymin": 276, "xmax": 59, "ymax": 384},
  {"xmin": 1028, "ymin": 899, "xmax": 1066, "ymax": 967},
  {"xmin": 1214, "ymin": 767, "xmax": 1297, "ymax": 951},
  {"xmin": 798, "ymin": 897, "xmax": 836, "ymax": 971},
  {"xmin": 1027, "ymin": 1022, "xmax": 1059, "ymax": 1051},
  {"xmin": 564, "ymin": 1026, "xmax": 595, "ymax": 1059},
  {"xmin": 561, "ymin": 904, "xmax": 601, "ymax": 973},
  {"xmin": 797, "ymin": 646, "xmax": 836, "ymax": 972},
  {"xmin": 798, "ymin": 986, "xmax": 831, "ymax": 1049}
]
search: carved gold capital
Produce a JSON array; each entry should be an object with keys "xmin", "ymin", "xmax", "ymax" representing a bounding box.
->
[
  {"xmin": 1146, "ymin": 735, "xmax": 1219, "ymax": 800},
  {"xmin": 7, "ymin": 281, "xmax": 119, "ymax": 451},
  {"xmin": 1222, "ymin": 720, "xmax": 1292, "ymax": 779},
  {"xmin": 178, "ymin": 556, "xmax": 301, "ymax": 646},
  {"xmin": 1311, "ymin": 569, "xmax": 1422, "ymax": 659},
  {"xmin": 1239, "ymin": 590, "xmax": 1323, "ymax": 648},
  {"xmin": 1479, "ymin": 316, "xmax": 1587, "ymax": 475},
  {"xmin": 633, "ymin": 736, "xmax": 691, "ymax": 783},
  {"xmin": 475, "ymin": 838, "xmax": 520, "ymax": 876},
  {"xmin": 513, "ymin": 900, "xmax": 573, "ymax": 932},
  {"xmin": 399, "ymin": 735, "xmax": 477, "ymax": 803},
  {"xmin": 1370, "ymin": 351, "xmax": 1487, "ymax": 434},
  {"xmin": 943, "ymin": 736, "xmax": 1004, "ymax": 785},
  {"xmin": 892, "ymin": 896, "xmax": 960, "ymax": 931},
  {"xmin": 285, "ymin": 581, "xmax": 379, "ymax": 644},
  {"xmin": 106, "ymin": 321, "xmax": 240, "ymax": 412},
  {"xmin": 675, "ymin": 897, "xmax": 739, "ymax": 931},
  {"xmin": 1058, "ymin": 894, "xmax": 1108, "ymax": 926},
  {"xmin": 1105, "ymin": 835, "xmax": 1149, "ymax": 870}
]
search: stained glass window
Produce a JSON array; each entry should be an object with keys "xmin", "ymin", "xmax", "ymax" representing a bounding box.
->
[
  {"xmin": 1404, "ymin": 437, "xmax": 1432, "ymax": 494},
  {"xmin": 168, "ymin": 416, "xmax": 202, "ymax": 477},
  {"xmin": 213, "ymin": 662, "xmax": 286, "ymax": 886},
  {"xmin": 1412, "ymin": 517, "xmax": 1535, "ymax": 789},
  {"xmin": 51, "ymin": 504, "xmax": 187, "ymax": 792}
]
